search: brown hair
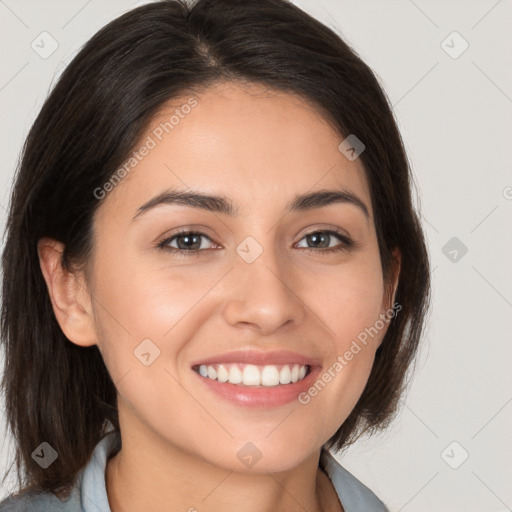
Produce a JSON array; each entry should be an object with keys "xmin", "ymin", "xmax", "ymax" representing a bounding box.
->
[{"xmin": 1, "ymin": 0, "xmax": 430, "ymax": 499}]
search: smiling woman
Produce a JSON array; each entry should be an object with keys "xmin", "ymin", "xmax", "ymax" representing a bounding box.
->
[{"xmin": 0, "ymin": 1, "xmax": 430, "ymax": 511}]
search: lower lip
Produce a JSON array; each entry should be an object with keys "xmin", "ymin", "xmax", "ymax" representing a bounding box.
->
[{"xmin": 192, "ymin": 365, "xmax": 322, "ymax": 408}]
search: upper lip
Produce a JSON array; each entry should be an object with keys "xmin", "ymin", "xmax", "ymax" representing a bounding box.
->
[{"xmin": 190, "ymin": 348, "xmax": 322, "ymax": 368}]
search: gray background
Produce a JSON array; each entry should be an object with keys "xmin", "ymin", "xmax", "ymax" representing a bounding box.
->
[{"xmin": 1, "ymin": 0, "xmax": 511, "ymax": 510}]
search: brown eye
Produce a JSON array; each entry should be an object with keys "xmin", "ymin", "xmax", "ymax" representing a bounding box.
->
[
  {"xmin": 295, "ymin": 230, "xmax": 353, "ymax": 254},
  {"xmin": 157, "ymin": 230, "xmax": 217, "ymax": 256}
]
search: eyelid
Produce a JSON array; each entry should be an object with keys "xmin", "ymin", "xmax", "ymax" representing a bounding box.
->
[
  {"xmin": 298, "ymin": 225, "xmax": 351, "ymax": 241},
  {"xmin": 155, "ymin": 225, "xmax": 218, "ymax": 243}
]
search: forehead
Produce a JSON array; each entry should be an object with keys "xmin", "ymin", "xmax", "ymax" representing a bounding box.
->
[{"xmin": 96, "ymin": 81, "xmax": 372, "ymax": 221}]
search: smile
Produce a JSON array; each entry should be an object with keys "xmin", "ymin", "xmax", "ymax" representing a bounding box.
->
[{"xmin": 193, "ymin": 363, "xmax": 311, "ymax": 387}]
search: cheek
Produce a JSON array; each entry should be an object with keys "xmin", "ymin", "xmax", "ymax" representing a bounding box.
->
[
  {"xmin": 298, "ymin": 250, "xmax": 386, "ymax": 430},
  {"xmin": 90, "ymin": 247, "xmax": 222, "ymax": 375},
  {"xmin": 310, "ymin": 247, "xmax": 385, "ymax": 345},
  {"xmin": 88, "ymin": 253, "xmax": 213, "ymax": 436}
]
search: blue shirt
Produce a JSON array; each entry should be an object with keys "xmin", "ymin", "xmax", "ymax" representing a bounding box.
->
[{"xmin": 0, "ymin": 431, "xmax": 388, "ymax": 511}]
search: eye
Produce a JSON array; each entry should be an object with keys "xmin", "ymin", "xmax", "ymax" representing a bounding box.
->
[
  {"xmin": 295, "ymin": 229, "xmax": 354, "ymax": 255},
  {"xmin": 157, "ymin": 229, "xmax": 217, "ymax": 256}
]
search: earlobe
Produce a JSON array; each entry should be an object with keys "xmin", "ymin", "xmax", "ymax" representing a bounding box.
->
[{"xmin": 37, "ymin": 237, "xmax": 97, "ymax": 347}]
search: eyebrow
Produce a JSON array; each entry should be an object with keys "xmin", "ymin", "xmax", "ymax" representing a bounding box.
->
[{"xmin": 132, "ymin": 188, "xmax": 370, "ymax": 221}]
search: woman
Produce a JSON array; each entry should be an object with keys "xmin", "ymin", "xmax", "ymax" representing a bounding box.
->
[{"xmin": 0, "ymin": 0, "xmax": 430, "ymax": 510}]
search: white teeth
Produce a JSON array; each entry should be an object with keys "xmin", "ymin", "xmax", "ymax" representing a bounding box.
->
[
  {"xmin": 196, "ymin": 363, "xmax": 310, "ymax": 386},
  {"xmin": 291, "ymin": 364, "xmax": 300, "ymax": 383},
  {"xmin": 216, "ymin": 364, "xmax": 229, "ymax": 382},
  {"xmin": 243, "ymin": 365, "xmax": 261, "ymax": 386},
  {"xmin": 261, "ymin": 365, "xmax": 280, "ymax": 387},
  {"xmin": 228, "ymin": 365, "xmax": 242, "ymax": 384},
  {"xmin": 279, "ymin": 365, "xmax": 291, "ymax": 384},
  {"xmin": 207, "ymin": 365, "xmax": 217, "ymax": 380}
]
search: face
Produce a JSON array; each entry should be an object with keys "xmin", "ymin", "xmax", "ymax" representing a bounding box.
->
[{"xmin": 73, "ymin": 81, "xmax": 398, "ymax": 472}]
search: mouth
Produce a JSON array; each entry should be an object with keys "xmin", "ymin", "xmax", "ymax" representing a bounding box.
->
[{"xmin": 190, "ymin": 349, "xmax": 322, "ymax": 408}]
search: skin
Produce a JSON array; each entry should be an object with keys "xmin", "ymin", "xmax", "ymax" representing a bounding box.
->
[{"xmin": 38, "ymin": 81, "xmax": 400, "ymax": 512}]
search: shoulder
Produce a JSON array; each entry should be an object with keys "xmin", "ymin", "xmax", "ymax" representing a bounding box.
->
[
  {"xmin": 0, "ymin": 485, "xmax": 81, "ymax": 511},
  {"xmin": 0, "ymin": 428, "xmax": 120, "ymax": 512},
  {"xmin": 320, "ymin": 448, "xmax": 389, "ymax": 512}
]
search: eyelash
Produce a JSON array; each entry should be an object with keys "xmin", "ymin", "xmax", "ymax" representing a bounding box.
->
[{"xmin": 156, "ymin": 228, "xmax": 355, "ymax": 258}]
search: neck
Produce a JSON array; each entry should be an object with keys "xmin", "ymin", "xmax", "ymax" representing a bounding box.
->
[{"xmin": 105, "ymin": 423, "xmax": 342, "ymax": 512}]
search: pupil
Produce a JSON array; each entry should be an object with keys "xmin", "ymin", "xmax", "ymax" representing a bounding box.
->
[
  {"xmin": 178, "ymin": 234, "xmax": 200, "ymax": 250},
  {"xmin": 309, "ymin": 232, "xmax": 328, "ymax": 248}
]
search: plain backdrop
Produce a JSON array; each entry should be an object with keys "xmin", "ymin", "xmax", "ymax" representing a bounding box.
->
[{"xmin": 0, "ymin": 1, "xmax": 511, "ymax": 511}]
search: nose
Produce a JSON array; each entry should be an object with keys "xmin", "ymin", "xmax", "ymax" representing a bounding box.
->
[{"xmin": 222, "ymin": 241, "xmax": 306, "ymax": 336}]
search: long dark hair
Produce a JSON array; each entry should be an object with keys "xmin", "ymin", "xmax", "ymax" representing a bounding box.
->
[{"xmin": 1, "ymin": 0, "xmax": 430, "ymax": 499}]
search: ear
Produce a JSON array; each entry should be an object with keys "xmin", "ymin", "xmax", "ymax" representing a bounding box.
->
[
  {"xmin": 382, "ymin": 247, "xmax": 401, "ymax": 313},
  {"xmin": 37, "ymin": 237, "xmax": 97, "ymax": 347}
]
